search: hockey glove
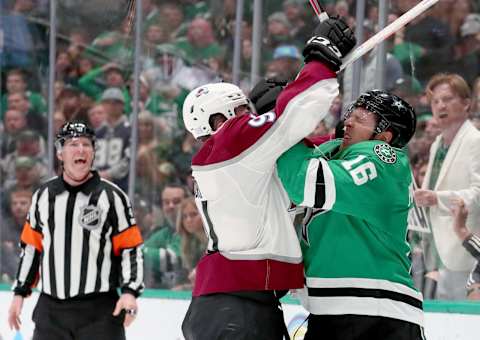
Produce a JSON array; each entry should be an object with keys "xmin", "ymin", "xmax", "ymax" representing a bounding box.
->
[
  {"xmin": 249, "ymin": 78, "xmax": 287, "ymax": 115},
  {"xmin": 303, "ymin": 16, "xmax": 356, "ymax": 71}
]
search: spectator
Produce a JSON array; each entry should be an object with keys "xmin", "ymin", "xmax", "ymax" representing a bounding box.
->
[
  {"xmin": 78, "ymin": 62, "xmax": 131, "ymax": 113},
  {"xmin": 143, "ymin": 43, "xmax": 215, "ymax": 94},
  {"xmin": 471, "ymin": 76, "xmax": 480, "ymax": 116},
  {"xmin": 0, "ymin": 0, "xmax": 46, "ymax": 69},
  {"xmin": 414, "ymin": 73, "xmax": 480, "ymax": 300},
  {"xmin": 143, "ymin": 22, "xmax": 169, "ymax": 58},
  {"xmin": 449, "ymin": 13, "xmax": 480, "ymax": 86},
  {"xmin": 159, "ymin": 2, "xmax": 186, "ymax": 41},
  {"xmin": 447, "ymin": 0, "xmax": 472, "ymax": 39},
  {"xmin": 55, "ymin": 50, "xmax": 78, "ymax": 85},
  {"xmin": 1, "ymin": 131, "xmax": 47, "ymax": 185},
  {"xmin": 134, "ymin": 145, "xmax": 172, "ymax": 218},
  {"xmin": 175, "ymin": 18, "xmax": 224, "ymax": 66},
  {"xmin": 343, "ymin": 19, "xmax": 404, "ymax": 108},
  {"xmin": 3, "ymin": 156, "xmax": 44, "ymax": 192},
  {"xmin": 265, "ymin": 45, "xmax": 302, "ymax": 82},
  {"xmin": 210, "ymin": 0, "xmax": 238, "ymax": 45},
  {"xmin": 395, "ymin": 3, "xmax": 454, "ymax": 85},
  {"xmin": 335, "ymin": 1, "xmax": 353, "ymax": 24},
  {"xmin": 450, "ymin": 197, "xmax": 480, "ymax": 300},
  {"xmin": 94, "ymin": 88, "xmax": 131, "ymax": 191},
  {"xmin": 282, "ymin": 0, "xmax": 314, "ymax": 45},
  {"xmin": 137, "ymin": 111, "xmax": 162, "ymax": 150},
  {"xmin": 89, "ymin": 16, "xmax": 133, "ymax": 65},
  {"xmin": 127, "ymin": 76, "xmax": 166, "ymax": 119},
  {"xmin": 56, "ymin": 85, "xmax": 90, "ymax": 123},
  {"xmin": 53, "ymin": 110, "xmax": 67, "ymax": 135},
  {"xmin": 180, "ymin": 0, "xmax": 210, "ymax": 21},
  {"xmin": 6, "ymin": 92, "xmax": 47, "ymax": 137},
  {"xmin": 143, "ymin": 183, "xmax": 189, "ymax": 288},
  {"xmin": 164, "ymin": 131, "xmax": 202, "ymax": 188},
  {"xmin": 391, "ymin": 75, "xmax": 426, "ymax": 115},
  {"xmin": 142, "ymin": 0, "xmax": 160, "ymax": 31},
  {"xmin": 173, "ymin": 197, "xmax": 207, "ymax": 290},
  {"xmin": 1, "ymin": 69, "xmax": 46, "ymax": 120},
  {"xmin": 264, "ymin": 12, "xmax": 296, "ymax": 60},
  {"xmin": 0, "ymin": 109, "xmax": 28, "ymax": 156},
  {"xmin": 76, "ymin": 55, "xmax": 95, "ymax": 78},
  {"xmin": 87, "ymin": 103, "xmax": 107, "ymax": 130},
  {"xmin": 65, "ymin": 27, "xmax": 91, "ymax": 62},
  {"xmin": 0, "ymin": 188, "xmax": 32, "ymax": 283}
]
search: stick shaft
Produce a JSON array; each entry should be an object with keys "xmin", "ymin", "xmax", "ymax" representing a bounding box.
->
[
  {"xmin": 309, "ymin": 0, "xmax": 329, "ymax": 22},
  {"xmin": 340, "ymin": 0, "xmax": 439, "ymax": 71}
]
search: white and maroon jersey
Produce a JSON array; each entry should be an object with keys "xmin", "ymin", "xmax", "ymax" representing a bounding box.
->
[{"xmin": 191, "ymin": 61, "xmax": 339, "ymax": 296}]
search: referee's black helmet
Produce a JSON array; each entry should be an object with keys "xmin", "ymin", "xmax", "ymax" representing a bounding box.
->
[{"xmin": 56, "ymin": 122, "xmax": 96, "ymax": 147}]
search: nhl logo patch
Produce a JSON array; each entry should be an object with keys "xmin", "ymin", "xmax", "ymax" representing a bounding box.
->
[
  {"xmin": 79, "ymin": 205, "xmax": 103, "ymax": 230},
  {"xmin": 374, "ymin": 144, "xmax": 397, "ymax": 164}
]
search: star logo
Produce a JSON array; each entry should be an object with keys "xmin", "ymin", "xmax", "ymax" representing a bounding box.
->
[{"xmin": 392, "ymin": 100, "xmax": 405, "ymax": 111}]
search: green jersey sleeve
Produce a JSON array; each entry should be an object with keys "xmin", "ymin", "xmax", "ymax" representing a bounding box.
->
[{"xmin": 278, "ymin": 140, "xmax": 413, "ymax": 226}]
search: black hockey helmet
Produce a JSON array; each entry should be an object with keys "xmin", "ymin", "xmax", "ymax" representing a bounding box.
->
[
  {"xmin": 56, "ymin": 122, "xmax": 96, "ymax": 147},
  {"xmin": 346, "ymin": 89, "xmax": 416, "ymax": 148}
]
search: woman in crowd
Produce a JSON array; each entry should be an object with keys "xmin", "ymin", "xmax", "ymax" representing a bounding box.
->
[{"xmin": 173, "ymin": 197, "xmax": 207, "ymax": 290}]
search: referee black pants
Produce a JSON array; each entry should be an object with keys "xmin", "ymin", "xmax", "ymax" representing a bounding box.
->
[
  {"xmin": 32, "ymin": 291, "xmax": 125, "ymax": 340},
  {"xmin": 182, "ymin": 291, "xmax": 289, "ymax": 340},
  {"xmin": 304, "ymin": 314, "xmax": 426, "ymax": 340}
]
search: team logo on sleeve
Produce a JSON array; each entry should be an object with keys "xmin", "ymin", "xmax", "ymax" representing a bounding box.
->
[
  {"xmin": 79, "ymin": 205, "xmax": 103, "ymax": 230},
  {"xmin": 374, "ymin": 144, "xmax": 397, "ymax": 164}
]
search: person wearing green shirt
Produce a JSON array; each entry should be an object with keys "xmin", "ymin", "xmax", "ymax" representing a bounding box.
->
[
  {"xmin": 277, "ymin": 90, "xmax": 425, "ymax": 339},
  {"xmin": 78, "ymin": 62, "xmax": 131, "ymax": 114},
  {"xmin": 174, "ymin": 18, "xmax": 224, "ymax": 65},
  {"xmin": 143, "ymin": 184, "xmax": 189, "ymax": 289},
  {"xmin": 1, "ymin": 69, "xmax": 46, "ymax": 120}
]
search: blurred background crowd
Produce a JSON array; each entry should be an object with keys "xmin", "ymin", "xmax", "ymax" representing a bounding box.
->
[{"xmin": 1, "ymin": 0, "xmax": 480, "ymax": 299}]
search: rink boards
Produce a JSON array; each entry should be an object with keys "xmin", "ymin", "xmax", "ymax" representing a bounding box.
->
[{"xmin": 0, "ymin": 288, "xmax": 479, "ymax": 340}]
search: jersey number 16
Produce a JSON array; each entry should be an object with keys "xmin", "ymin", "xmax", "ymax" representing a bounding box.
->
[{"xmin": 341, "ymin": 155, "xmax": 377, "ymax": 185}]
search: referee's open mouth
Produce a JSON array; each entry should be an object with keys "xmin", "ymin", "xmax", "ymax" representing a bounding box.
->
[{"xmin": 74, "ymin": 159, "xmax": 87, "ymax": 164}]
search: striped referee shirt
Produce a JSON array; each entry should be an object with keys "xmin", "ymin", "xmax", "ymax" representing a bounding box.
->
[{"xmin": 13, "ymin": 171, "xmax": 144, "ymax": 299}]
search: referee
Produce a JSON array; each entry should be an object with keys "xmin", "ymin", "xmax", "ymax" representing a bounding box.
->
[{"xmin": 7, "ymin": 122, "xmax": 144, "ymax": 340}]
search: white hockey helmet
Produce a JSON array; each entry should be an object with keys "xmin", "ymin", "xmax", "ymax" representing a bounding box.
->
[{"xmin": 182, "ymin": 82, "xmax": 249, "ymax": 139}]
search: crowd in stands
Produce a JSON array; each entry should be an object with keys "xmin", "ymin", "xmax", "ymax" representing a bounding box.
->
[{"xmin": 1, "ymin": 0, "xmax": 480, "ymax": 298}]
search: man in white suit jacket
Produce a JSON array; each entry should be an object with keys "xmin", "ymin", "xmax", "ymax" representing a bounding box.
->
[{"xmin": 415, "ymin": 73, "xmax": 480, "ymax": 300}]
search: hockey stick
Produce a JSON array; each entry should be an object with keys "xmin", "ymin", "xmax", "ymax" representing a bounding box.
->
[
  {"xmin": 339, "ymin": 0, "xmax": 439, "ymax": 71},
  {"xmin": 309, "ymin": 0, "xmax": 329, "ymax": 22}
]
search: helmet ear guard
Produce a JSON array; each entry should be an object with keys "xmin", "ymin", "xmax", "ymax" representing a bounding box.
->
[{"xmin": 182, "ymin": 83, "xmax": 249, "ymax": 139}]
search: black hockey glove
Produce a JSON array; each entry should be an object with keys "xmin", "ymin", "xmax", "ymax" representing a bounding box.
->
[
  {"xmin": 303, "ymin": 16, "xmax": 356, "ymax": 71},
  {"xmin": 249, "ymin": 78, "xmax": 287, "ymax": 115}
]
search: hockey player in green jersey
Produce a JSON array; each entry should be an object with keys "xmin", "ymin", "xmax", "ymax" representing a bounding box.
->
[{"xmin": 278, "ymin": 90, "xmax": 426, "ymax": 340}]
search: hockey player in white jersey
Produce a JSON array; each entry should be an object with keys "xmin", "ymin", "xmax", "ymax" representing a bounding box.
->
[{"xmin": 181, "ymin": 17, "xmax": 356, "ymax": 340}]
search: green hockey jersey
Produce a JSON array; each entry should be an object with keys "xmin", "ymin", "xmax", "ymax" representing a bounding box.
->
[{"xmin": 277, "ymin": 139, "xmax": 424, "ymax": 327}]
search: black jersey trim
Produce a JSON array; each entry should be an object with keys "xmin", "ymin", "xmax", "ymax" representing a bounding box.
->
[
  {"xmin": 64, "ymin": 192, "xmax": 77, "ymax": 298},
  {"xmin": 47, "ymin": 189, "xmax": 57, "ymax": 297},
  {"xmin": 308, "ymin": 287, "xmax": 423, "ymax": 310},
  {"xmin": 314, "ymin": 164, "xmax": 326, "ymax": 208},
  {"xmin": 201, "ymin": 201, "xmax": 219, "ymax": 251}
]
